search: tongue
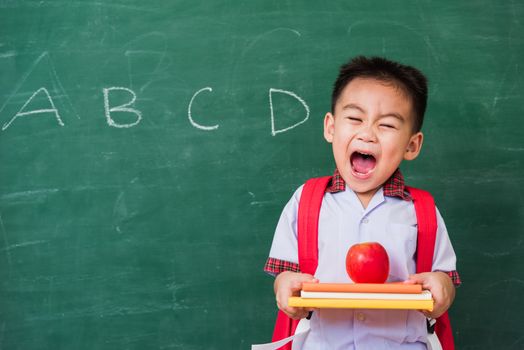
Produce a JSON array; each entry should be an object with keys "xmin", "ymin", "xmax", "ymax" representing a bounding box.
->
[{"xmin": 352, "ymin": 154, "xmax": 376, "ymax": 174}]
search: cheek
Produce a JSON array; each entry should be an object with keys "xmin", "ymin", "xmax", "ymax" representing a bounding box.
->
[
  {"xmin": 332, "ymin": 134, "xmax": 351, "ymax": 154},
  {"xmin": 333, "ymin": 125, "xmax": 354, "ymax": 142},
  {"xmin": 381, "ymin": 137, "xmax": 408, "ymax": 159}
]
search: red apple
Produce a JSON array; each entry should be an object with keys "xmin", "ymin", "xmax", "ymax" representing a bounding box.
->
[{"xmin": 346, "ymin": 242, "xmax": 390, "ymax": 283}]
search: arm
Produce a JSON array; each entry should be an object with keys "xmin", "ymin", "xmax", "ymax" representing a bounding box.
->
[
  {"xmin": 265, "ymin": 186, "xmax": 311, "ymax": 319},
  {"xmin": 266, "ymin": 185, "xmax": 321, "ymax": 319},
  {"xmin": 408, "ymin": 207, "xmax": 459, "ymax": 318}
]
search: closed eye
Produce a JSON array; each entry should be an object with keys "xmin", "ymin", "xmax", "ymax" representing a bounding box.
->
[
  {"xmin": 347, "ymin": 117, "xmax": 362, "ymax": 123},
  {"xmin": 380, "ymin": 123, "xmax": 396, "ymax": 129},
  {"xmin": 379, "ymin": 114, "xmax": 404, "ymax": 129}
]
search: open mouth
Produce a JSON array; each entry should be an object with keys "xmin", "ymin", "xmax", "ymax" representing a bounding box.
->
[{"xmin": 350, "ymin": 151, "xmax": 377, "ymax": 176}]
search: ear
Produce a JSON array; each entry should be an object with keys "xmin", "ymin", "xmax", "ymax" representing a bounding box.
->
[
  {"xmin": 404, "ymin": 132, "xmax": 423, "ymax": 161},
  {"xmin": 324, "ymin": 112, "xmax": 335, "ymax": 143}
]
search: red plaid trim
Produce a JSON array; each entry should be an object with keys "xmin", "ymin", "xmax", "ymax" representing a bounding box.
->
[
  {"xmin": 264, "ymin": 257, "xmax": 300, "ymax": 275},
  {"xmin": 383, "ymin": 169, "xmax": 411, "ymax": 201},
  {"xmin": 448, "ymin": 270, "xmax": 462, "ymax": 287},
  {"xmin": 325, "ymin": 169, "xmax": 346, "ymax": 193},
  {"xmin": 326, "ymin": 168, "xmax": 411, "ymax": 200}
]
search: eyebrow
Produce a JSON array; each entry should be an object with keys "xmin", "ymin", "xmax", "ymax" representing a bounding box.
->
[
  {"xmin": 341, "ymin": 103, "xmax": 365, "ymax": 113},
  {"xmin": 341, "ymin": 103, "xmax": 406, "ymax": 122},
  {"xmin": 381, "ymin": 112, "xmax": 405, "ymax": 122}
]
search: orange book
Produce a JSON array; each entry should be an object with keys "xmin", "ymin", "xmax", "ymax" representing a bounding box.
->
[{"xmin": 301, "ymin": 282, "xmax": 423, "ymax": 294}]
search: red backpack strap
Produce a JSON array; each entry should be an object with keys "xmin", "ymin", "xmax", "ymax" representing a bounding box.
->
[
  {"xmin": 407, "ymin": 186, "xmax": 455, "ymax": 350},
  {"xmin": 271, "ymin": 176, "xmax": 332, "ymax": 349},
  {"xmin": 298, "ymin": 176, "xmax": 332, "ymax": 275},
  {"xmin": 408, "ymin": 187, "xmax": 438, "ymax": 274},
  {"xmin": 271, "ymin": 311, "xmax": 299, "ymax": 348}
]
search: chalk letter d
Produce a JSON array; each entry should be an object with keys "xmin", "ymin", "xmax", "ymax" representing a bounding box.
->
[{"xmin": 269, "ymin": 88, "xmax": 309, "ymax": 136}]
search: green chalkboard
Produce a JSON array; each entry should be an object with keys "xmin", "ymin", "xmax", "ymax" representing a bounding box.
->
[{"xmin": 1, "ymin": 1, "xmax": 523, "ymax": 349}]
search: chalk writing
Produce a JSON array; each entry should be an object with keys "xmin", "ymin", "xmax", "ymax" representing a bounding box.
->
[
  {"xmin": 2, "ymin": 87, "xmax": 64, "ymax": 131},
  {"xmin": 0, "ymin": 51, "xmax": 311, "ymax": 135},
  {"xmin": 1, "ymin": 86, "xmax": 310, "ymax": 135},
  {"xmin": 0, "ymin": 52, "xmax": 77, "ymax": 129},
  {"xmin": 269, "ymin": 88, "xmax": 309, "ymax": 136},
  {"xmin": 187, "ymin": 87, "xmax": 219, "ymax": 131},
  {"xmin": 0, "ymin": 51, "xmax": 312, "ymax": 135},
  {"xmin": 103, "ymin": 87, "xmax": 142, "ymax": 128}
]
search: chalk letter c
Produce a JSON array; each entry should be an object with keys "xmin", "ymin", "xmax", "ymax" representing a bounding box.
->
[{"xmin": 187, "ymin": 87, "xmax": 219, "ymax": 131}]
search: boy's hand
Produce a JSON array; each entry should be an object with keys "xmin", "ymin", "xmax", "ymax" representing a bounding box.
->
[
  {"xmin": 405, "ymin": 271, "xmax": 455, "ymax": 319},
  {"xmin": 274, "ymin": 271, "xmax": 318, "ymax": 320}
]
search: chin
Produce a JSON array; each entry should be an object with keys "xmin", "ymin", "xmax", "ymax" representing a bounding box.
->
[
  {"xmin": 350, "ymin": 183, "xmax": 380, "ymax": 196},
  {"xmin": 342, "ymin": 173, "xmax": 377, "ymax": 194}
]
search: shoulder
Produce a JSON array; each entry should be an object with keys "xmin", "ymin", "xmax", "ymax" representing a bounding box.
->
[
  {"xmin": 283, "ymin": 175, "xmax": 337, "ymax": 210},
  {"xmin": 281, "ymin": 176, "xmax": 331, "ymax": 212},
  {"xmin": 290, "ymin": 175, "xmax": 332, "ymax": 198},
  {"xmin": 277, "ymin": 184, "xmax": 304, "ymax": 217},
  {"xmin": 291, "ymin": 183, "xmax": 305, "ymax": 201},
  {"xmin": 405, "ymin": 186, "xmax": 434, "ymax": 199}
]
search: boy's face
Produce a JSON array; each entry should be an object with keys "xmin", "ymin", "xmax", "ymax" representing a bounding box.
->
[{"xmin": 324, "ymin": 78, "xmax": 423, "ymax": 202}]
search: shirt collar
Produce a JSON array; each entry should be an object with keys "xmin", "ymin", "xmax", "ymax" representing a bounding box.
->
[{"xmin": 325, "ymin": 168, "xmax": 412, "ymax": 201}]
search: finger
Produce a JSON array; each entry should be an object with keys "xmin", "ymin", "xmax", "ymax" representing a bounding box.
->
[
  {"xmin": 417, "ymin": 308, "xmax": 436, "ymax": 319},
  {"xmin": 288, "ymin": 276, "xmax": 319, "ymax": 296},
  {"xmin": 297, "ymin": 274, "xmax": 319, "ymax": 284},
  {"xmin": 306, "ymin": 277, "xmax": 319, "ymax": 285},
  {"xmin": 410, "ymin": 274, "xmax": 435, "ymax": 291},
  {"xmin": 276, "ymin": 290, "xmax": 292, "ymax": 309},
  {"xmin": 407, "ymin": 273, "xmax": 428, "ymax": 283},
  {"xmin": 289, "ymin": 280, "xmax": 304, "ymax": 292},
  {"xmin": 283, "ymin": 307, "xmax": 310, "ymax": 320},
  {"xmin": 403, "ymin": 278, "xmax": 417, "ymax": 285}
]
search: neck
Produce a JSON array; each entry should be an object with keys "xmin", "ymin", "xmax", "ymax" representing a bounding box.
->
[{"xmin": 356, "ymin": 189, "xmax": 379, "ymax": 209}]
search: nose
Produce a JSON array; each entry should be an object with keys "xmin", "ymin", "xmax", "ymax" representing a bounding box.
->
[{"xmin": 356, "ymin": 124, "xmax": 377, "ymax": 143}]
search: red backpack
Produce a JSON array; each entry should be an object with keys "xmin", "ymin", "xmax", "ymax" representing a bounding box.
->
[{"xmin": 271, "ymin": 176, "xmax": 455, "ymax": 350}]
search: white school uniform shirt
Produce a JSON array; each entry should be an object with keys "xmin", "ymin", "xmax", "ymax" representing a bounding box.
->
[{"xmin": 268, "ymin": 183, "xmax": 457, "ymax": 350}]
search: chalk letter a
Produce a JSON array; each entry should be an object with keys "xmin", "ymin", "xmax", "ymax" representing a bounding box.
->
[
  {"xmin": 269, "ymin": 88, "xmax": 309, "ymax": 136},
  {"xmin": 2, "ymin": 87, "xmax": 65, "ymax": 131},
  {"xmin": 103, "ymin": 87, "xmax": 142, "ymax": 128}
]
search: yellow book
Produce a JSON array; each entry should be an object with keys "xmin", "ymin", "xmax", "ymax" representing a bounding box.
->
[{"xmin": 288, "ymin": 297, "xmax": 433, "ymax": 311}]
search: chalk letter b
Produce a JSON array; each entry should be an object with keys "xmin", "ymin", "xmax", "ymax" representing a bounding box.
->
[{"xmin": 103, "ymin": 87, "xmax": 142, "ymax": 128}]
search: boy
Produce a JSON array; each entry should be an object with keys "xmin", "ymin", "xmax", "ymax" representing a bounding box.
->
[{"xmin": 264, "ymin": 56, "xmax": 460, "ymax": 349}]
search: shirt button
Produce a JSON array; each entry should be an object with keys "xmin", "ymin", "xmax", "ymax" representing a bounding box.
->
[
  {"xmin": 362, "ymin": 217, "xmax": 369, "ymax": 224},
  {"xmin": 357, "ymin": 312, "xmax": 366, "ymax": 321}
]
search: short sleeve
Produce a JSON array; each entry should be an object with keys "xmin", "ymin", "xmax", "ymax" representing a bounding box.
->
[
  {"xmin": 264, "ymin": 185, "xmax": 304, "ymax": 273},
  {"xmin": 432, "ymin": 207, "xmax": 460, "ymax": 282}
]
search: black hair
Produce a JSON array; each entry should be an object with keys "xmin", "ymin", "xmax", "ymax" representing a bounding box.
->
[{"xmin": 331, "ymin": 56, "xmax": 428, "ymax": 132}]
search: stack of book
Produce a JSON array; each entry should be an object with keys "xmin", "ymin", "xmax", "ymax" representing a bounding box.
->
[{"xmin": 288, "ymin": 282, "xmax": 433, "ymax": 311}]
